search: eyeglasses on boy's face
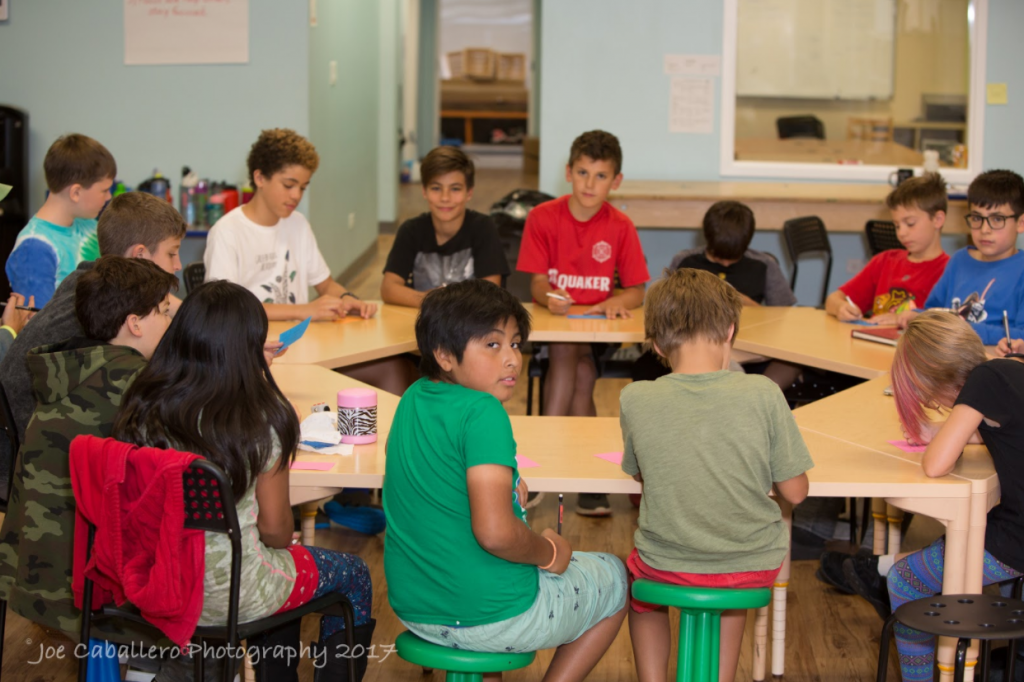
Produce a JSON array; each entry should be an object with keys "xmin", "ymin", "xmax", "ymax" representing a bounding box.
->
[{"xmin": 964, "ymin": 212, "xmax": 1022, "ymax": 230}]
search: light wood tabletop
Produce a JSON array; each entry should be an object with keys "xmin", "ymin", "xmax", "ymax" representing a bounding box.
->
[
  {"xmin": 268, "ymin": 302, "xmax": 419, "ymax": 369},
  {"xmin": 608, "ymin": 179, "xmax": 969, "ymax": 233},
  {"xmin": 734, "ymin": 307, "xmax": 897, "ymax": 379},
  {"xmin": 524, "ymin": 303, "xmax": 645, "ymax": 343},
  {"xmin": 734, "ymin": 137, "xmax": 925, "ymax": 166}
]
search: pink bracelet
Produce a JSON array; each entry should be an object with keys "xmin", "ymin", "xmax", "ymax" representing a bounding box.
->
[{"xmin": 538, "ymin": 537, "xmax": 558, "ymax": 571}]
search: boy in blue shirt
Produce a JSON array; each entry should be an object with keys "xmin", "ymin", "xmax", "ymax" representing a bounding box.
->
[
  {"xmin": 6, "ymin": 134, "xmax": 116, "ymax": 306},
  {"xmin": 903, "ymin": 169, "xmax": 1024, "ymax": 344}
]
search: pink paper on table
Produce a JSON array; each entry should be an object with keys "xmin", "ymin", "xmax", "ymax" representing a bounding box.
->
[
  {"xmin": 594, "ymin": 451, "xmax": 623, "ymax": 465},
  {"xmin": 290, "ymin": 461, "xmax": 336, "ymax": 471},
  {"xmin": 516, "ymin": 454, "xmax": 540, "ymax": 469},
  {"xmin": 888, "ymin": 439, "xmax": 927, "ymax": 453}
]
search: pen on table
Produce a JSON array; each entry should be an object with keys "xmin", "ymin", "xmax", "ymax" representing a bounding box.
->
[
  {"xmin": 557, "ymin": 494, "xmax": 563, "ymax": 535},
  {"xmin": 545, "ymin": 292, "xmax": 569, "ymax": 302},
  {"xmin": 1004, "ymin": 310, "xmax": 1012, "ymax": 346},
  {"xmin": 0, "ymin": 302, "xmax": 40, "ymax": 312}
]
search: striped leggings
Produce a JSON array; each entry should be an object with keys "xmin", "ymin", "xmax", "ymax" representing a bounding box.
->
[{"xmin": 887, "ymin": 537, "xmax": 1021, "ymax": 682}]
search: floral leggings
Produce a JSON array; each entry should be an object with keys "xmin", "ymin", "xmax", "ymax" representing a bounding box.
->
[
  {"xmin": 887, "ymin": 536, "xmax": 1021, "ymax": 682},
  {"xmin": 304, "ymin": 546, "xmax": 373, "ymax": 640}
]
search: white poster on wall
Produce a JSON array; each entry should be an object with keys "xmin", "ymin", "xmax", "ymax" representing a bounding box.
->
[
  {"xmin": 669, "ymin": 77, "xmax": 714, "ymax": 134},
  {"xmin": 124, "ymin": 0, "xmax": 249, "ymax": 66}
]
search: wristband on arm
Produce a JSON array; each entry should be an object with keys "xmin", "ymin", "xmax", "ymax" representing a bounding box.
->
[{"xmin": 538, "ymin": 536, "xmax": 558, "ymax": 571}]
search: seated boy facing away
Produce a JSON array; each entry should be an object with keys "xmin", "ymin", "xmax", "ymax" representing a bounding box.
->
[
  {"xmin": 384, "ymin": 279, "xmax": 628, "ymax": 682},
  {"xmin": 516, "ymin": 130, "xmax": 650, "ymax": 516},
  {"xmin": 901, "ymin": 169, "xmax": 1024, "ymax": 348},
  {"xmin": 0, "ymin": 191, "xmax": 185, "ymax": 447},
  {"xmin": 620, "ymin": 268, "xmax": 813, "ymax": 682},
  {"xmin": 826, "ymin": 173, "xmax": 949, "ymax": 325},
  {"xmin": 636, "ymin": 200, "xmax": 800, "ymax": 389},
  {"xmin": 0, "ymin": 255, "xmax": 178, "ymax": 633},
  {"xmin": 6, "ymin": 134, "xmax": 115, "ymax": 306},
  {"xmin": 381, "ymin": 146, "xmax": 510, "ymax": 307}
]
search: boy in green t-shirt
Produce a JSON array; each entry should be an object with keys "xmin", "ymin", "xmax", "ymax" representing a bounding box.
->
[
  {"xmin": 620, "ymin": 268, "xmax": 813, "ymax": 682},
  {"xmin": 383, "ymin": 279, "xmax": 627, "ymax": 678}
]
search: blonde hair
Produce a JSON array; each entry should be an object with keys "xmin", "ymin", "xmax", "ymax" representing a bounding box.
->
[
  {"xmin": 891, "ymin": 310, "xmax": 987, "ymax": 441},
  {"xmin": 644, "ymin": 268, "xmax": 741, "ymax": 360}
]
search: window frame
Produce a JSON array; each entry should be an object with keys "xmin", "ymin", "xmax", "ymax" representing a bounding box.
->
[{"xmin": 718, "ymin": 0, "xmax": 988, "ymax": 184}]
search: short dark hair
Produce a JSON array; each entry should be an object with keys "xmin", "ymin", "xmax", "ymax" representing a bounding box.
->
[
  {"xmin": 568, "ymin": 130, "xmax": 623, "ymax": 175},
  {"xmin": 43, "ymin": 134, "xmax": 117, "ymax": 194},
  {"xmin": 75, "ymin": 256, "xmax": 179, "ymax": 342},
  {"xmin": 246, "ymin": 128, "xmax": 320, "ymax": 185},
  {"xmin": 967, "ymin": 169, "xmax": 1024, "ymax": 215},
  {"xmin": 703, "ymin": 201, "xmax": 755, "ymax": 261},
  {"xmin": 420, "ymin": 146, "xmax": 475, "ymax": 189},
  {"xmin": 97, "ymin": 192, "xmax": 187, "ymax": 258},
  {"xmin": 416, "ymin": 279, "xmax": 532, "ymax": 381},
  {"xmin": 885, "ymin": 173, "xmax": 948, "ymax": 216}
]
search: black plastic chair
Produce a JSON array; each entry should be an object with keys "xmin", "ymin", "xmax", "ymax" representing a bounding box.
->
[
  {"xmin": 783, "ymin": 216, "xmax": 833, "ymax": 308},
  {"xmin": 78, "ymin": 458, "xmax": 357, "ymax": 682},
  {"xmin": 776, "ymin": 116, "xmax": 826, "ymax": 140},
  {"xmin": 865, "ymin": 220, "xmax": 905, "ymax": 256},
  {"xmin": 182, "ymin": 261, "xmax": 206, "ymax": 295},
  {"xmin": 877, "ymin": 579, "xmax": 1024, "ymax": 682}
]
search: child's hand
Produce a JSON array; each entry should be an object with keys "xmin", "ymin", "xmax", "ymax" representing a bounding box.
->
[
  {"xmin": 996, "ymin": 337, "xmax": 1024, "ymax": 356},
  {"xmin": 340, "ymin": 297, "xmax": 377, "ymax": 319},
  {"xmin": 583, "ymin": 302, "xmax": 633, "ymax": 320},
  {"xmin": 547, "ymin": 289, "xmax": 573, "ymax": 315},
  {"xmin": 903, "ymin": 420, "xmax": 940, "ymax": 446},
  {"xmin": 836, "ymin": 300, "xmax": 863, "ymax": 322},
  {"xmin": 263, "ymin": 340, "xmax": 286, "ymax": 365},
  {"xmin": 540, "ymin": 528, "xmax": 572, "ymax": 574},
  {"xmin": 1, "ymin": 293, "xmax": 34, "ymax": 334},
  {"xmin": 307, "ymin": 296, "xmax": 346, "ymax": 320},
  {"xmin": 896, "ymin": 309, "xmax": 919, "ymax": 329}
]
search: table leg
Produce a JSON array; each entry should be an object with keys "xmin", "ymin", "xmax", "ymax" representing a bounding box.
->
[
  {"xmin": 770, "ymin": 498, "xmax": 792, "ymax": 678},
  {"xmin": 753, "ymin": 606, "xmax": 768, "ymax": 681},
  {"xmin": 300, "ymin": 501, "xmax": 319, "ymax": 546},
  {"xmin": 872, "ymin": 498, "xmax": 887, "ymax": 554},
  {"xmin": 886, "ymin": 503, "xmax": 904, "ymax": 555}
]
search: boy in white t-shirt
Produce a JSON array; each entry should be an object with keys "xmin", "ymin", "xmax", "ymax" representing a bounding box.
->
[{"xmin": 205, "ymin": 128, "xmax": 418, "ymax": 394}]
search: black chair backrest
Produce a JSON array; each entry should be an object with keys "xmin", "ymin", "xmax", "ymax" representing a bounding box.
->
[
  {"xmin": 0, "ymin": 383, "xmax": 19, "ymax": 509},
  {"xmin": 183, "ymin": 262, "xmax": 206, "ymax": 295},
  {"xmin": 783, "ymin": 216, "xmax": 833, "ymax": 307},
  {"xmin": 864, "ymin": 220, "xmax": 904, "ymax": 256},
  {"xmin": 776, "ymin": 115, "xmax": 825, "ymax": 140}
]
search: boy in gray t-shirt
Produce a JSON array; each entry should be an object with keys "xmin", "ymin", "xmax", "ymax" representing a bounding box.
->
[{"xmin": 620, "ymin": 268, "xmax": 813, "ymax": 682}]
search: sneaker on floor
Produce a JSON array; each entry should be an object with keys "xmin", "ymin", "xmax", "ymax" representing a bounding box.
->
[
  {"xmin": 525, "ymin": 491, "xmax": 545, "ymax": 509},
  {"xmin": 842, "ymin": 553, "xmax": 891, "ymax": 620},
  {"xmin": 816, "ymin": 549, "xmax": 870, "ymax": 595},
  {"xmin": 576, "ymin": 493, "xmax": 612, "ymax": 517}
]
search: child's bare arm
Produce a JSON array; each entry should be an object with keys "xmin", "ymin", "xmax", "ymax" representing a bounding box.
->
[
  {"xmin": 922, "ymin": 404, "xmax": 985, "ymax": 478},
  {"xmin": 254, "ymin": 461, "xmax": 295, "ymax": 549},
  {"xmin": 467, "ymin": 464, "xmax": 572, "ymax": 573},
  {"xmin": 583, "ymin": 284, "xmax": 645, "ymax": 319},
  {"xmin": 773, "ymin": 472, "xmax": 809, "ymax": 505},
  {"xmin": 380, "ymin": 271, "xmax": 427, "ymax": 308}
]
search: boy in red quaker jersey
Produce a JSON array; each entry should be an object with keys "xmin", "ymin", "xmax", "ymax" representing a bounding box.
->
[{"xmin": 516, "ymin": 130, "xmax": 650, "ymax": 516}]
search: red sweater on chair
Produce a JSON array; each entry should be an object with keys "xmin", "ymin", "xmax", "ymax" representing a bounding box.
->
[{"xmin": 70, "ymin": 435, "xmax": 205, "ymax": 648}]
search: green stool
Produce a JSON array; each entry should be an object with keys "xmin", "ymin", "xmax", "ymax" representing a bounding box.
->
[
  {"xmin": 395, "ymin": 631, "xmax": 536, "ymax": 682},
  {"xmin": 631, "ymin": 580, "xmax": 771, "ymax": 682}
]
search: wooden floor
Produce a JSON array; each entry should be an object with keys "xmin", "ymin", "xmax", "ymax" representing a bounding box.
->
[{"xmin": 0, "ymin": 167, "xmax": 911, "ymax": 680}]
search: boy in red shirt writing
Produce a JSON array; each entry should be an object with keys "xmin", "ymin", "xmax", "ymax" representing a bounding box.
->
[{"xmin": 516, "ymin": 130, "xmax": 650, "ymax": 516}]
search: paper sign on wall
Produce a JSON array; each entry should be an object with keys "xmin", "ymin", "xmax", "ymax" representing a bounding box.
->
[
  {"xmin": 664, "ymin": 54, "xmax": 720, "ymax": 76},
  {"xmin": 669, "ymin": 77, "xmax": 714, "ymax": 134},
  {"xmin": 124, "ymin": 0, "xmax": 249, "ymax": 66}
]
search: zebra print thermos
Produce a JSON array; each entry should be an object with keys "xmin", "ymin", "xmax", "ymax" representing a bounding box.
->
[{"xmin": 337, "ymin": 388, "xmax": 378, "ymax": 444}]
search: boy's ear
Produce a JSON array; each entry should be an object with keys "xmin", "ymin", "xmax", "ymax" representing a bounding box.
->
[
  {"xmin": 124, "ymin": 244, "xmax": 149, "ymax": 259},
  {"xmin": 564, "ymin": 164, "xmax": 573, "ymax": 183},
  {"xmin": 67, "ymin": 183, "xmax": 84, "ymax": 203},
  {"xmin": 611, "ymin": 173, "xmax": 624, "ymax": 191},
  {"xmin": 432, "ymin": 347, "xmax": 454, "ymax": 373},
  {"xmin": 932, "ymin": 210, "xmax": 946, "ymax": 230},
  {"xmin": 651, "ymin": 341, "xmax": 666, "ymax": 358},
  {"xmin": 252, "ymin": 169, "xmax": 266, "ymax": 188},
  {"xmin": 124, "ymin": 313, "xmax": 144, "ymax": 339},
  {"xmin": 726, "ymin": 323, "xmax": 736, "ymax": 345},
  {"xmin": 1016, "ymin": 214, "xmax": 1024, "ymax": 234}
]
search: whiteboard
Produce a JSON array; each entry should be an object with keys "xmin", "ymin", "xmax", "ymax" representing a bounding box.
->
[{"xmin": 736, "ymin": 0, "xmax": 896, "ymax": 100}]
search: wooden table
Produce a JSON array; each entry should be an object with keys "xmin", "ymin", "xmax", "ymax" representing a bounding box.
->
[
  {"xmin": 268, "ymin": 303, "xmax": 419, "ymax": 368},
  {"xmin": 608, "ymin": 180, "xmax": 970, "ymax": 233},
  {"xmin": 524, "ymin": 303, "xmax": 645, "ymax": 343}
]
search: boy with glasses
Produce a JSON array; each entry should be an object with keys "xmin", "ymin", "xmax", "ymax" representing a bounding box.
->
[{"xmin": 899, "ymin": 169, "xmax": 1024, "ymax": 349}]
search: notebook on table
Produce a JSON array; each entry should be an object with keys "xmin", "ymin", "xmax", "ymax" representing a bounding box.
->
[{"xmin": 851, "ymin": 327, "xmax": 901, "ymax": 346}]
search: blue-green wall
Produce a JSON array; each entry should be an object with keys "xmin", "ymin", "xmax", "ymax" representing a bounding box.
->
[{"xmin": 539, "ymin": 0, "xmax": 1024, "ymax": 304}]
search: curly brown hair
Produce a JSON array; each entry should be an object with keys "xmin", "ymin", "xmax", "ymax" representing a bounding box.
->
[{"xmin": 246, "ymin": 128, "xmax": 320, "ymax": 184}]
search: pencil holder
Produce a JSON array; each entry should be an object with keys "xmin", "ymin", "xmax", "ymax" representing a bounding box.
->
[{"xmin": 337, "ymin": 388, "xmax": 377, "ymax": 444}]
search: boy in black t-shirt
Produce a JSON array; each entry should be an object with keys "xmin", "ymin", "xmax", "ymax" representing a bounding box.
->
[{"xmin": 381, "ymin": 147, "xmax": 510, "ymax": 307}]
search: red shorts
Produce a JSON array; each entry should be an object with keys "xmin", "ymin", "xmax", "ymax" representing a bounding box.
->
[{"xmin": 626, "ymin": 548, "xmax": 782, "ymax": 613}]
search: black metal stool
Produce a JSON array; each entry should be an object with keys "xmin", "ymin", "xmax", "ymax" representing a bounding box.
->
[{"xmin": 877, "ymin": 593, "xmax": 1024, "ymax": 682}]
